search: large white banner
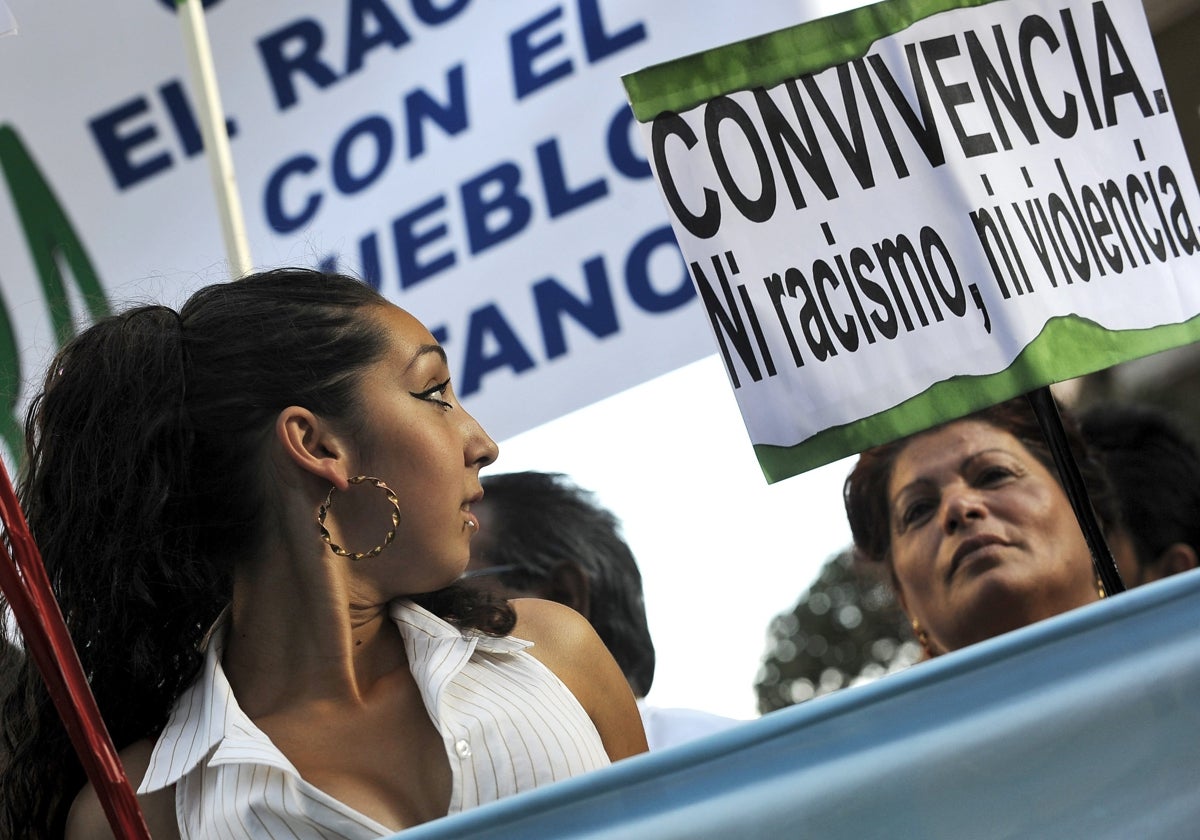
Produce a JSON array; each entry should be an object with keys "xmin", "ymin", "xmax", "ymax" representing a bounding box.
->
[
  {"xmin": 0, "ymin": 0, "xmax": 828, "ymax": 463},
  {"xmin": 625, "ymin": 0, "xmax": 1200, "ymax": 481}
]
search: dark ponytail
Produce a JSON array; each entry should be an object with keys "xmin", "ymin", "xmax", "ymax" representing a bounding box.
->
[{"xmin": 1, "ymin": 301, "xmax": 219, "ymax": 838}]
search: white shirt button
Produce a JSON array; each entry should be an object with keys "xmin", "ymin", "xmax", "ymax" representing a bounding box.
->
[{"xmin": 454, "ymin": 739, "xmax": 472, "ymax": 758}]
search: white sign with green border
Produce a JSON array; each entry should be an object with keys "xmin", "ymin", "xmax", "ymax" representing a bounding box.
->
[{"xmin": 624, "ymin": 0, "xmax": 1200, "ymax": 482}]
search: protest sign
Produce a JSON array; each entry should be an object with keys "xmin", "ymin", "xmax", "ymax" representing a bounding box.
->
[
  {"xmin": 624, "ymin": 0, "xmax": 1200, "ymax": 482},
  {"xmin": 0, "ymin": 0, "xmax": 823, "ymax": 466}
]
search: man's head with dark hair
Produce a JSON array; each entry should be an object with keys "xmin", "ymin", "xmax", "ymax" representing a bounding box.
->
[
  {"xmin": 466, "ymin": 471, "xmax": 656, "ymax": 698},
  {"xmin": 1079, "ymin": 402, "xmax": 1200, "ymax": 586}
]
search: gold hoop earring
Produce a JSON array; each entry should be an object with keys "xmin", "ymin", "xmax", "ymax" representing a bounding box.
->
[
  {"xmin": 317, "ymin": 476, "xmax": 401, "ymax": 561},
  {"xmin": 1096, "ymin": 576, "xmax": 1107, "ymax": 600}
]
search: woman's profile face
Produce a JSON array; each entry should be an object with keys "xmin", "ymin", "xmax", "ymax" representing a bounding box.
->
[
  {"xmin": 886, "ymin": 420, "xmax": 1099, "ymax": 653},
  {"xmin": 338, "ymin": 304, "xmax": 499, "ymax": 600}
]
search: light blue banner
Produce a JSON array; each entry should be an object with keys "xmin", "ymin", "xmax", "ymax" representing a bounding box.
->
[{"xmin": 397, "ymin": 569, "xmax": 1200, "ymax": 838}]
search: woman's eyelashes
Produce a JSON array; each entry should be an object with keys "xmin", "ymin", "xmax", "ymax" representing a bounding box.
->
[
  {"xmin": 970, "ymin": 455, "xmax": 1025, "ymax": 488},
  {"xmin": 897, "ymin": 496, "xmax": 935, "ymax": 531},
  {"xmin": 895, "ymin": 462, "xmax": 1023, "ymax": 531},
  {"xmin": 975, "ymin": 465, "xmax": 1013, "ymax": 486},
  {"xmin": 411, "ymin": 377, "xmax": 453, "ymax": 409}
]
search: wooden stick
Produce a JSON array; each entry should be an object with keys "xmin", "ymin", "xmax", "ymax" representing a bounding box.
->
[{"xmin": 176, "ymin": 0, "xmax": 252, "ymax": 278}]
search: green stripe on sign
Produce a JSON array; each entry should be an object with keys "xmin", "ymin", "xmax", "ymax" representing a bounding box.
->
[
  {"xmin": 622, "ymin": 0, "xmax": 1003, "ymax": 123},
  {"xmin": 753, "ymin": 313, "xmax": 1200, "ymax": 483}
]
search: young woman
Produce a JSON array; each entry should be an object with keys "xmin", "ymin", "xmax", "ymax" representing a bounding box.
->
[
  {"xmin": 844, "ymin": 397, "xmax": 1117, "ymax": 657},
  {"xmin": 0, "ymin": 268, "xmax": 646, "ymax": 839}
]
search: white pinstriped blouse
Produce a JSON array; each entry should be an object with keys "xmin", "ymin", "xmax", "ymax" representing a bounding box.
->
[{"xmin": 138, "ymin": 600, "xmax": 610, "ymax": 838}]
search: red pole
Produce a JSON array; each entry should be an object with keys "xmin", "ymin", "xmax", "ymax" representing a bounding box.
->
[{"xmin": 0, "ymin": 462, "xmax": 151, "ymax": 839}]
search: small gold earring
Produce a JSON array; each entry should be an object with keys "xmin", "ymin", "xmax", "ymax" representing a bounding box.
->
[
  {"xmin": 317, "ymin": 476, "xmax": 401, "ymax": 561},
  {"xmin": 911, "ymin": 618, "xmax": 938, "ymax": 659}
]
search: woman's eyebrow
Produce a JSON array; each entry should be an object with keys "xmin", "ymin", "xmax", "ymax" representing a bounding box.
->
[
  {"xmin": 890, "ymin": 446, "xmax": 1013, "ymax": 505},
  {"xmin": 891, "ymin": 477, "xmax": 933, "ymax": 509},
  {"xmin": 961, "ymin": 448, "xmax": 1012, "ymax": 471},
  {"xmin": 405, "ymin": 343, "xmax": 447, "ymax": 373},
  {"xmin": 892, "ymin": 446, "xmax": 1018, "ymax": 506}
]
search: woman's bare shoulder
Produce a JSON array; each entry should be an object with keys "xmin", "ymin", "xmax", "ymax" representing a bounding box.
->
[
  {"xmin": 509, "ymin": 598, "xmax": 648, "ymax": 760},
  {"xmin": 65, "ymin": 738, "xmax": 179, "ymax": 840},
  {"xmin": 510, "ymin": 595, "xmax": 588, "ymax": 635},
  {"xmin": 508, "ymin": 598, "xmax": 601, "ymax": 661}
]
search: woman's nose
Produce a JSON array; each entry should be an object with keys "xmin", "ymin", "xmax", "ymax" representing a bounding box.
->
[
  {"xmin": 465, "ymin": 411, "xmax": 499, "ymax": 468},
  {"xmin": 941, "ymin": 487, "xmax": 985, "ymax": 533}
]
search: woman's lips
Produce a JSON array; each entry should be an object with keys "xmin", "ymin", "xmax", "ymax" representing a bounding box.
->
[{"xmin": 948, "ymin": 534, "xmax": 1006, "ymax": 580}]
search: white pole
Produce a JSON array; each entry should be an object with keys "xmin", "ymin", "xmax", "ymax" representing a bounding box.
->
[
  {"xmin": 176, "ymin": 0, "xmax": 252, "ymax": 278},
  {"xmin": 0, "ymin": 1, "xmax": 17, "ymax": 38}
]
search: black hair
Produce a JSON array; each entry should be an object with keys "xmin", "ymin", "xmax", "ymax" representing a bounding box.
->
[
  {"xmin": 1079, "ymin": 402, "xmax": 1200, "ymax": 570},
  {"xmin": 0, "ymin": 268, "xmax": 511, "ymax": 839},
  {"xmin": 472, "ymin": 471, "xmax": 656, "ymax": 697}
]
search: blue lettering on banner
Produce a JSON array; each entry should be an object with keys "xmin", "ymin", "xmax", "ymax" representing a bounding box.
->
[
  {"xmin": 411, "ymin": 0, "xmax": 471, "ymax": 25},
  {"xmin": 392, "ymin": 195, "xmax": 455, "ymax": 286},
  {"xmin": 257, "ymin": 0, "xmax": 474, "ymax": 111},
  {"xmin": 534, "ymin": 255, "xmax": 618, "ymax": 359},
  {"xmin": 265, "ymin": 154, "xmax": 321, "ymax": 233},
  {"xmin": 346, "ymin": 0, "xmax": 412, "ymax": 75},
  {"xmin": 406, "ymin": 64, "xmax": 467, "ymax": 158},
  {"xmin": 459, "ymin": 303, "xmax": 537, "ymax": 395},
  {"xmin": 577, "ymin": 0, "xmax": 646, "ymax": 62},
  {"xmin": 258, "ymin": 20, "xmax": 340, "ymax": 111},
  {"xmin": 261, "ymin": 63, "xmax": 469, "ymax": 234},
  {"xmin": 89, "ymin": 97, "xmax": 172, "ymax": 189},
  {"xmin": 626, "ymin": 225, "xmax": 694, "ymax": 312},
  {"xmin": 509, "ymin": 0, "xmax": 647, "ymax": 100},
  {"xmin": 537, "ymin": 137, "xmax": 608, "ymax": 218},
  {"xmin": 398, "ymin": 223, "xmax": 692, "ymax": 397},
  {"xmin": 332, "ymin": 115, "xmax": 394, "ymax": 194},
  {"xmin": 302, "ymin": 103, "xmax": 649, "ymax": 288},
  {"xmin": 159, "ymin": 80, "xmax": 204, "ymax": 157},
  {"xmin": 510, "ymin": 8, "xmax": 572, "ymax": 100},
  {"xmin": 87, "ymin": 79, "xmax": 238, "ymax": 191},
  {"xmin": 461, "ymin": 162, "xmax": 533, "ymax": 259},
  {"xmin": 91, "ymin": 2, "xmax": 643, "ymax": 193},
  {"xmin": 73, "ymin": 2, "xmax": 699, "ymax": 424}
]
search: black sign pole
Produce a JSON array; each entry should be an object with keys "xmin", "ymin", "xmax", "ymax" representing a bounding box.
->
[{"xmin": 1025, "ymin": 386, "xmax": 1126, "ymax": 596}]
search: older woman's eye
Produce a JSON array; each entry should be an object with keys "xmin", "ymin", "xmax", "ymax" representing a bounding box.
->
[
  {"xmin": 976, "ymin": 466, "xmax": 1014, "ymax": 486},
  {"xmin": 897, "ymin": 498, "xmax": 935, "ymax": 530}
]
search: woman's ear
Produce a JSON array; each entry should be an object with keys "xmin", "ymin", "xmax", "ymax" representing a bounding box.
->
[
  {"xmin": 274, "ymin": 406, "xmax": 351, "ymax": 488},
  {"xmin": 1144, "ymin": 542, "xmax": 1200, "ymax": 584},
  {"xmin": 886, "ymin": 563, "xmax": 942, "ymax": 657}
]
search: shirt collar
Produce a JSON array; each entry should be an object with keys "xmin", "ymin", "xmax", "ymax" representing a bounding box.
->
[
  {"xmin": 388, "ymin": 599, "xmax": 532, "ymax": 655},
  {"xmin": 139, "ymin": 614, "xmax": 299, "ymax": 793},
  {"xmin": 138, "ymin": 600, "xmax": 531, "ymax": 793}
]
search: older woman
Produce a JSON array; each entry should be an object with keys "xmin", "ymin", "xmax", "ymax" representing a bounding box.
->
[{"xmin": 844, "ymin": 397, "xmax": 1117, "ymax": 657}]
